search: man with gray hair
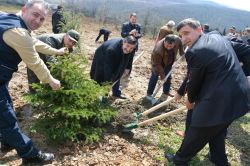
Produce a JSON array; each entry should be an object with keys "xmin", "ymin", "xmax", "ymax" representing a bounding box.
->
[
  {"xmin": 155, "ymin": 20, "xmax": 175, "ymax": 44},
  {"xmin": 0, "ymin": 0, "xmax": 67, "ymax": 164}
]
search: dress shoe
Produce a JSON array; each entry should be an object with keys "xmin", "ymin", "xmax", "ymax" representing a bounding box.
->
[
  {"xmin": 165, "ymin": 153, "xmax": 174, "ymax": 162},
  {"xmin": 0, "ymin": 142, "xmax": 14, "ymax": 153},
  {"xmin": 22, "ymin": 151, "xmax": 54, "ymax": 164},
  {"xmin": 112, "ymin": 94, "xmax": 127, "ymax": 99}
]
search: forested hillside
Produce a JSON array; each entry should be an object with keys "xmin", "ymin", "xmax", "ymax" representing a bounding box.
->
[
  {"xmin": 1, "ymin": 0, "xmax": 250, "ymax": 35},
  {"xmin": 47, "ymin": 0, "xmax": 250, "ymax": 32}
]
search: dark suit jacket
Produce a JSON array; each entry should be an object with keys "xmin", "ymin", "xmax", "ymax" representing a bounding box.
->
[
  {"xmin": 99, "ymin": 28, "xmax": 111, "ymax": 35},
  {"xmin": 186, "ymin": 32, "xmax": 250, "ymax": 127},
  {"xmin": 229, "ymin": 39, "xmax": 250, "ymax": 76},
  {"xmin": 121, "ymin": 22, "xmax": 142, "ymax": 71},
  {"xmin": 90, "ymin": 38, "xmax": 133, "ymax": 84},
  {"xmin": 178, "ymin": 34, "xmax": 250, "ymax": 96},
  {"xmin": 121, "ymin": 22, "xmax": 142, "ymax": 39}
]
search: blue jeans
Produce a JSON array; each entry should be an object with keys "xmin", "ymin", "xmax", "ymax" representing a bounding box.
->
[
  {"xmin": 147, "ymin": 65, "xmax": 172, "ymax": 95},
  {"xmin": 112, "ymin": 80, "xmax": 121, "ymax": 96},
  {"xmin": 0, "ymin": 83, "xmax": 38, "ymax": 158}
]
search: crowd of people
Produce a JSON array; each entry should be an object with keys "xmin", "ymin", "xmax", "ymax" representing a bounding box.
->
[{"xmin": 0, "ymin": 0, "xmax": 250, "ymax": 165}]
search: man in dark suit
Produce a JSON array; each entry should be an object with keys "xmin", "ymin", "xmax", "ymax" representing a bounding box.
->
[
  {"xmin": 171, "ymin": 18, "xmax": 250, "ymax": 166},
  {"xmin": 175, "ymin": 34, "xmax": 250, "ymax": 138},
  {"xmin": 121, "ymin": 13, "xmax": 142, "ymax": 41},
  {"xmin": 90, "ymin": 36, "xmax": 137, "ymax": 99}
]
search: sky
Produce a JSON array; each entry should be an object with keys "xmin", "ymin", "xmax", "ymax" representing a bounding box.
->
[{"xmin": 207, "ymin": 0, "xmax": 250, "ymax": 12}]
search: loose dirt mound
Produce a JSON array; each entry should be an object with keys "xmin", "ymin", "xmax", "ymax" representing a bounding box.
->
[
  {"xmin": 112, "ymin": 98, "xmax": 186, "ymax": 128},
  {"xmin": 112, "ymin": 100, "xmax": 145, "ymax": 125}
]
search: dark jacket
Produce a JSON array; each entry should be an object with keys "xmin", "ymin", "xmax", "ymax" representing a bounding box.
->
[
  {"xmin": 151, "ymin": 37, "xmax": 184, "ymax": 79},
  {"xmin": 90, "ymin": 38, "xmax": 133, "ymax": 84},
  {"xmin": 121, "ymin": 22, "xmax": 142, "ymax": 39},
  {"xmin": 177, "ymin": 76, "xmax": 188, "ymax": 96},
  {"xmin": 241, "ymin": 35, "xmax": 250, "ymax": 45},
  {"xmin": 224, "ymin": 36, "xmax": 250, "ymax": 76},
  {"xmin": 37, "ymin": 33, "xmax": 64, "ymax": 49},
  {"xmin": 121, "ymin": 22, "xmax": 142, "ymax": 71},
  {"xmin": 52, "ymin": 9, "xmax": 65, "ymax": 34},
  {"xmin": 178, "ymin": 35, "xmax": 250, "ymax": 96},
  {"xmin": 0, "ymin": 14, "xmax": 28, "ymax": 83},
  {"xmin": 186, "ymin": 32, "xmax": 250, "ymax": 127},
  {"xmin": 99, "ymin": 28, "xmax": 111, "ymax": 35}
]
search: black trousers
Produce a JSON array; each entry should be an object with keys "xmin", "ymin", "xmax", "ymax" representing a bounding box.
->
[
  {"xmin": 184, "ymin": 109, "xmax": 193, "ymax": 135},
  {"xmin": 95, "ymin": 32, "xmax": 109, "ymax": 42},
  {"xmin": 174, "ymin": 122, "xmax": 231, "ymax": 166}
]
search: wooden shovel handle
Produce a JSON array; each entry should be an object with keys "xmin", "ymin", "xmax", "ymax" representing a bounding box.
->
[
  {"xmin": 133, "ymin": 51, "xmax": 145, "ymax": 64},
  {"xmin": 152, "ymin": 56, "xmax": 184, "ymax": 98},
  {"xmin": 138, "ymin": 106, "xmax": 187, "ymax": 127},
  {"xmin": 152, "ymin": 47, "xmax": 188, "ymax": 98},
  {"xmin": 141, "ymin": 97, "xmax": 175, "ymax": 116}
]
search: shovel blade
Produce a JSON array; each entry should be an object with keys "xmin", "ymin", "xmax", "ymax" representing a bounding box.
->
[
  {"xmin": 133, "ymin": 112, "xmax": 142, "ymax": 119},
  {"xmin": 145, "ymin": 95, "xmax": 159, "ymax": 106},
  {"xmin": 123, "ymin": 122, "xmax": 139, "ymax": 131}
]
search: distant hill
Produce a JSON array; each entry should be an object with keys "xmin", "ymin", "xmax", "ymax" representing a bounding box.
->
[
  {"xmin": 2, "ymin": 0, "xmax": 250, "ymax": 32},
  {"xmin": 50, "ymin": 0, "xmax": 249, "ymax": 32}
]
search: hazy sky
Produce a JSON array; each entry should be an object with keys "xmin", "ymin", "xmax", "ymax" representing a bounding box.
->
[{"xmin": 207, "ymin": 0, "xmax": 250, "ymax": 11}]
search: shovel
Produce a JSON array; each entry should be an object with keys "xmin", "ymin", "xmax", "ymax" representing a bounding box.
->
[
  {"xmin": 145, "ymin": 56, "xmax": 184, "ymax": 105},
  {"xmin": 134, "ymin": 97, "xmax": 175, "ymax": 119},
  {"xmin": 146, "ymin": 47, "xmax": 188, "ymax": 106},
  {"xmin": 123, "ymin": 105, "xmax": 187, "ymax": 132}
]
